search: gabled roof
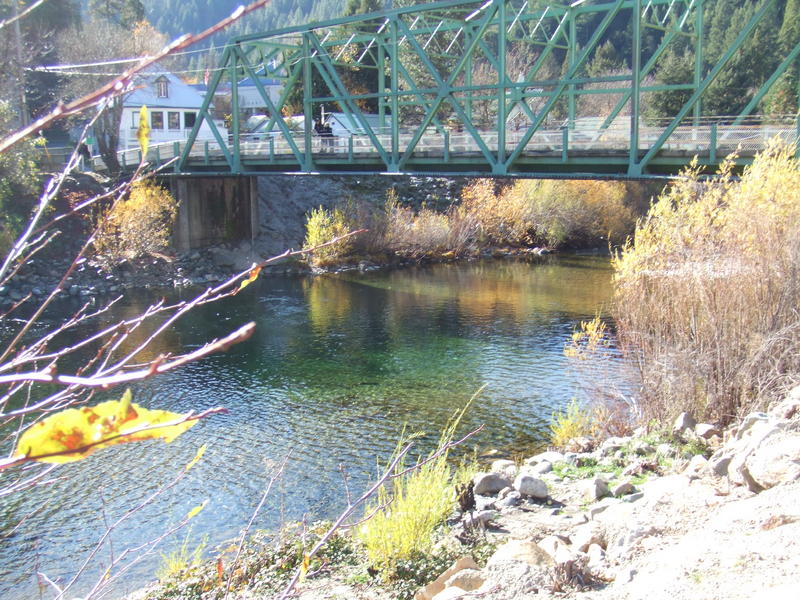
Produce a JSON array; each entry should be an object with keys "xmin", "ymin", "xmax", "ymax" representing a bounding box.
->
[{"xmin": 125, "ymin": 70, "xmax": 206, "ymax": 109}]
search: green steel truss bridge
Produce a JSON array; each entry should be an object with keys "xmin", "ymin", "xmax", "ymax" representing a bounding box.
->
[{"xmin": 138, "ymin": 0, "xmax": 800, "ymax": 179}]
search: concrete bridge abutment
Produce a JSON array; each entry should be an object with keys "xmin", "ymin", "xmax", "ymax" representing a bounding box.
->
[{"xmin": 171, "ymin": 176, "xmax": 259, "ymax": 252}]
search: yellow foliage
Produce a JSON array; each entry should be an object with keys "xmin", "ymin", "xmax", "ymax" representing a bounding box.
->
[
  {"xmin": 549, "ymin": 398, "xmax": 592, "ymax": 448},
  {"xmin": 356, "ymin": 403, "xmax": 476, "ymax": 579},
  {"xmin": 137, "ymin": 105, "xmax": 150, "ymax": 157},
  {"xmin": 156, "ymin": 528, "xmax": 208, "ymax": 580},
  {"xmin": 93, "ymin": 180, "xmax": 177, "ymax": 266},
  {"xmin": 14, "ymin": 389, "xmax": 196, "ymax": 463},
  {"xmin": 563, "ymin": 316, "xmax": 609, "ymax": 359},
  {"xmin": 303, "ymin": 205, "xmax": 355, "ymax": 267},
  {"xmin": 613, "ymin": 141, "xmax": 800, "ymax": 423}
]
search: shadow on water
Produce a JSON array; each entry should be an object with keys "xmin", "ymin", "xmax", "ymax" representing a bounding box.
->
[{"xmin": 0, "ymin": 255, "xmax": 634, "ymax": 598}]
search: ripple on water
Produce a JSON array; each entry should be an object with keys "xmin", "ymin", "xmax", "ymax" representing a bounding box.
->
[{"xmin": 0, "ymin": 256, "xmax": 636, "ymax": 599}]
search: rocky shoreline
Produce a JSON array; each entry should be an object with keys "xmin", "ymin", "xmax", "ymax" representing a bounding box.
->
[
  {"xmin": 403, "ymin": 388, "xmax": 800, "ymax": 600},
  {"xmin": 137, "ymin": 387, "xmax": 800, "ymax": 600}
]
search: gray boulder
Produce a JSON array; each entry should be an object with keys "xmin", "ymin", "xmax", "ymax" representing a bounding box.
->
[
  {"xmin": 673, "ymin": 412, "xmax": 697, "ymax": 435},
  {"xmin": 473, "ymin": 472, "xmax": 512, "ymax": 496},
  {"xmin": 513, "ymin": 474, "xmax": 549, "ymax": 499}
]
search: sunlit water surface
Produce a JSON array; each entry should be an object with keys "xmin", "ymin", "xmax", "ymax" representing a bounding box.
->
[{"xmin": 0, "ymin": 256, "xmax": 636, "ymax": 598}]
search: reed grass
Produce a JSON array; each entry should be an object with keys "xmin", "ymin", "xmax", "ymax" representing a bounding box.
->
[
  {"xmin": 613, "ymin": 141, "xmax": 800, "ymax": 425},
  {"xmin": 356, "ymin": 402, "xmax": 477, "ymax": 580}
]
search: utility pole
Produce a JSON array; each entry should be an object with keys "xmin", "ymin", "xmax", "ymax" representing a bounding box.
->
[{"xmin": 13, "ymin": 1, "xmax": 30, "ymax": 128}]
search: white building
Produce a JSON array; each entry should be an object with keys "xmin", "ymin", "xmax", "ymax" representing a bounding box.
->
[{"xmin": 120, "ymin": 71, "xmax": 226, "ymax": 150}]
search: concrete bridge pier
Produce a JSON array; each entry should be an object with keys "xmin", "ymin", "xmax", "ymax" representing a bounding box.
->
[{"xmin": 171, "ymin": 176, "xmax": 259, "ymax": 252}]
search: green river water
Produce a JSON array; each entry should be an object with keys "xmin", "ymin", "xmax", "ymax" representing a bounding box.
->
[{"xmin": 0, "ymin": 255, "xmax": 636, "ymax": 598}]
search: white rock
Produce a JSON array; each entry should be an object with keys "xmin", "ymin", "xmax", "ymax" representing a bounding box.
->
[
  {"xmin": 770, "ymin": 386, "xmax": 800, "ymax": 419},
  {"xmin": 587, "ymin": 543, "xmax": 606, "ymax": 566},
  {"xmin": 656, "ymin": 443, "xmax": 676, "ymax": 458},
  {"xmin": 495, "ymin": 491, "xmax": 522, "ymax": 509},
  {"xmin": 513, "ymin": 474, "xmax": 549, "ymax": 499},
  {"xmin": 571, "ymin": 521, "xmax": 606, "ymax": 552},
  {"xmin": 490, "ymin": 459, "xmax": 517, "ymax": 479},
  {"xmin": 695, "ymin": 423, "xmax": 722, "ymax": 439},
  {"xmin": 600, "ymin": 436, "xmax": 630, "ymax": 456},
  {"xmin": 526, "ymin": 460, "xmax": 553, "ymax": 475},
  {"xmin": 525, "ymin": 450, "xmax": 564, "ymax": 465},
  {"xmin": 673, "ymin": 412, "xmax": 697, "ymax": 435},
  {"xmin": 581, "ymin": 476, "xmax": 610, "ymax": 502},
  {"xmin": 466, "ymin": 510, "xmax": 498, "ymax": 526},
  {"xmin": 745, "ymin": 432, "xmax": 800, "ymax": 490},
  {"xmin": 431, "ymin": 587, "xmax": 466, "ymax": 600},
  {"xmin": 683, "ymin": 454, "xmax": 709, "ymax": 479},
  {"xmin": 414, "ymin": 556, "xmax": 479, "ymax": 600},
  {"xmin": 537, "ymin": 535, "xmax": 570, "ymax": 559},
  {"xmin": 487, "ymin": 539, "xmax": 553, "ymax": 568},
  {"xmin": 611, "ymin": 480, "xmax": 636, "ymax": 497},
  {"xmin": 472, "ymin": 472, "xmax": 512, "ymax": 496},
  {"xmin": 444, "ymin": 568, "xmax": 484, "ymax": 592}
]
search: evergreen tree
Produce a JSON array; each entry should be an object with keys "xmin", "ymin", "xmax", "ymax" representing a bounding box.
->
[{"xmin": 89, "ymin": 0, "xmax": 145, "ymax": 28}]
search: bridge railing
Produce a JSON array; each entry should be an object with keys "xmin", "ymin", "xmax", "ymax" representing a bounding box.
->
[{"xmin": 99, "ymin": 114, "xmax": 798, "ymax": 175}]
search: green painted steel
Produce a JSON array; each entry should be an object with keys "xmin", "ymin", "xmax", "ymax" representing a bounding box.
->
[{"xmin": 166, "ymin": 0, "xmax": 800, "ymax": 179}]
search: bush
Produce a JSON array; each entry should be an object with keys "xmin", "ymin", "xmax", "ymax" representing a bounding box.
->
[
  {"xmin": 303, "ymin": 205, "xmax": 355, "ymax": 267},
  {"xmin": 613, "ymin": 142, "xmax": 800, "ymax": 425},
  {"xmin": 356, "ymin": 406, "xmax": 475, "ymax": 580},
  {"xmin": 93, "ymin": 180, "xmax": 177, "ymax": 266},
  {"xmin": 549, "ymin": 398, "xmax": 593, "ymax": 448}
]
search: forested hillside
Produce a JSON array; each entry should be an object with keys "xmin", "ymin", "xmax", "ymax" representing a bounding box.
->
[{"xmin": 141, "ymin": 0, "xmax": 344, "ymax": 40}]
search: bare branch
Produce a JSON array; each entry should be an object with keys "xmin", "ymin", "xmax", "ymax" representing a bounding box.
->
[
  {"xmin": 0, "ymin": 0, "xmax": 276, "ymax": 154},
  {"xmin": 224, "ymin": 455, "xmax": 291, "ymax": 599},
  {"xmin": 0, "ymin": 0, "xmax": 50, "ymax": 31}
]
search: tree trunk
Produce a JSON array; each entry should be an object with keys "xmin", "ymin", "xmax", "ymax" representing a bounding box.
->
[{"xmin": 96, "ymin": 97, "xmax": 123, "ymax": 175}]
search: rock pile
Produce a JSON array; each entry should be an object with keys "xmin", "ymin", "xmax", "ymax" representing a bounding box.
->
[{"xmin": 413, "ymin": 386, "xmax": 800, "ymax": 600}]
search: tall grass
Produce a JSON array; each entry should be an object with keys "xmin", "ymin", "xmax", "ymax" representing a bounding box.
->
[
  {"xmin": 356, "ymin": 404, "xmax": 476, "ymax": 580},
  {"xmin": 613, "ymin": 142, "xmax": 800, "ymax": 425}
]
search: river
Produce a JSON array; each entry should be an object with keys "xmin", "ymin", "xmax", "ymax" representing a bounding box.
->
[{"xmin": 0, "ymin": 255, "xmax": 636, "ymax": 599}]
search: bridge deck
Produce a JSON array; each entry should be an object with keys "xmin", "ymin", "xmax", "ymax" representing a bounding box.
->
[{"xmin": 106, "ymin": 122, "xmax": 798, "ymax": 178}]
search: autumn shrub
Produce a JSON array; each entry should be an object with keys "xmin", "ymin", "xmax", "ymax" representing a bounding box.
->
[
  {"xmin": 454, "ymin": 178, "xmax": 637, "ymax": 249},
  {"xmin": 93, "ymin": 180, "xmax": 177, "ymax": 266},
  {"xmin": 613, "ymin": 142, "xmax": 800, "ymax": 425},
  {"xmin": 356, "ymin": 405, "xmax": 475, "ymax": 580},
  {"xmin": 303, "ymin": 205, "xmax": 356, "ymax": 267}
]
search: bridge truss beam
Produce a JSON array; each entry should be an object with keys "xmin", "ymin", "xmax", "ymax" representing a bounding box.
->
[{"xmin": 172, "ymin": 0, "xmax": 799, "ymax": 179}]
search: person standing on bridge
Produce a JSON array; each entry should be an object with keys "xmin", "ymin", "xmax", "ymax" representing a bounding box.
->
[{"xmin": 314, "ymin": 118, "xmax": 325, "ymax": 152}]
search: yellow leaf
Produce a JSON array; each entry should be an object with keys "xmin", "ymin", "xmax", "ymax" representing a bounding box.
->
[
  {"xmin": 238, "ymin": 265, "xmax": 262, "ymax": 292},
  {"xmin": 300, "ymin": 552, "xmax": 310, "ymax": 582},
  {"xmin": 186, "ymin": 499, "xmax": 207, "ymax": 520},
  {"xmin": 137, "ymin": 106, "xmax": 150, "ymax": 157},
  {"xmin": 185, "ymin": 444, "xmax": 207, "ymax": 472},
  {"xmin": 14, "ymin": 389, "xmax": 197, "ymax": 464}
]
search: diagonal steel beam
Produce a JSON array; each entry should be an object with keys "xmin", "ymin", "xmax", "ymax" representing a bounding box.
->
[
  {"xmin": 307, "ymin": 31, "xmax": 391, "ymax": 168},
  {"xmin": 179, "ymin": 45, "xmax": 234, "ymax": 171},
  {"xmin": 232, "ymin": 45, "xmax": 306, "ymax": 167},
  {"xmin": 504, "ymin": 0, "xmax": 627, "ymax": 170},
  {"xmin": 636, "ymin": 0, "xmax": 778, "ymax": 173},
  {"xmin": 396, "ymin": 6, "xmax": 499, "ymax": 169}
]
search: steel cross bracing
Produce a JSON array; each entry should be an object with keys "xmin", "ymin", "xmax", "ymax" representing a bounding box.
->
[{"xmin": 154, "ymin": 0, "xmax": 800, "ymax": 179}]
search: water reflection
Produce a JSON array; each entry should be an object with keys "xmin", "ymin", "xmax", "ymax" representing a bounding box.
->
[{"xmin": 0, "ymin": 256, "xmax": 630, "ymax": 599}]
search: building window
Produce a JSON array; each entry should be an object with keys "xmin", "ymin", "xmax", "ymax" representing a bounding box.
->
[
  {"xmin": 151, "ymin": 111, "xmax": 164, "ymax": 129},
  {"xmin": 168, "ymin": 111, "xmax": 180, "ymax": 130},
  {"xmin": 132, "ymin": 111, "xmax": 139, "ymax": 129},
  {"xmin": 155, "ymin": 76, "xmax": 169, "ymax": 98},
  {"xmin": 184, "ymin": 112, "xmax": 197, "ymax": 129}
]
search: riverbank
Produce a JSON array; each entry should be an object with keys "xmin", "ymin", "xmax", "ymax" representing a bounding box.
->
[
  {"xmin": 1, "ymin": 235, "xmax": 571, "ymax": 310},
  {"xmin": 135, "ymin": 386, "xmax": 800, "ymax": 600}
]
